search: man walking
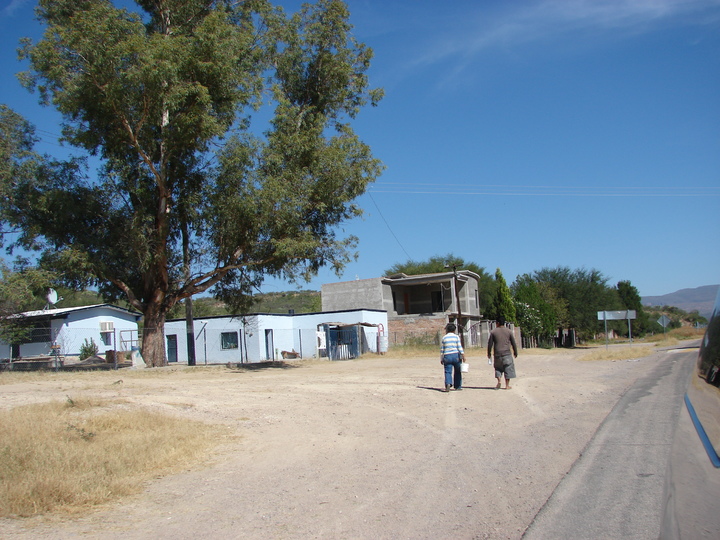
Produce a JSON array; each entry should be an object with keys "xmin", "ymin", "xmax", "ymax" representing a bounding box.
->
[
  {"xmin": 487, "ymin": 317, "xmax": 518, "ymax": 389},
  {"xmin": 440, "ymin": 323, "xmax": 465, "ymax": 392}
]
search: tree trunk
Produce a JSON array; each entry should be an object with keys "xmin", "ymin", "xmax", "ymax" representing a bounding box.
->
[{"xmin": 142, "ymin": 307, "xmax": 167, "ymax": 367}]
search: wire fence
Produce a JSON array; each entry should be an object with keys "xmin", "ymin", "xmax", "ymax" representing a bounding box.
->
[
  {"xmin": 2, "ymin": 324, "xmax": 387, "ymax": 367},
  {"xmin": 181, "ymin": 327, "xmax": 322, "ymax": 364},
  {"xmin": 1, "ymin": 327, "xmax": 138, "ymax": 364}
]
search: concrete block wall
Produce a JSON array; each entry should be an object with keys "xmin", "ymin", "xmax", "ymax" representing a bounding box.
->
[
  {"xmin": 321, "ymin": 278, "xmax": 385, "ymax": 312},
  {"xmin": 387, "ymin": 315, "xmax": 446, "ymax": 346}
]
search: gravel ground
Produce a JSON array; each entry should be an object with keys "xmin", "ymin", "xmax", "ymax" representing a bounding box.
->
[{"xmin": 0, "ymin": 345, "xmax": 657, "ymax": 539}]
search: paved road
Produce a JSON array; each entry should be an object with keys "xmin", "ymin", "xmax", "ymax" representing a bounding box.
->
[{"xmin": 523, "ymin": 348, "xmax": 694, "ymax": 540}]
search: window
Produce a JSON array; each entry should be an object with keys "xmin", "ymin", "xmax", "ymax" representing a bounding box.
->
[
  {"xmin": 221, "ymin": 331, "xmax": 239, "ymax": 350},
  {"xmin": 28, "ymin": 319, "xmax": 52, "ymax": 343}
]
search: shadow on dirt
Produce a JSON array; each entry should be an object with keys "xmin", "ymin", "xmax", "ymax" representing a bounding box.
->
[
  {"xmin": 417, "ymin": 385, "xmax": 500, "ymax": 392},
  {"xmin": 226, "ymin": 361, "xmax": 302, "ymax": 371}
]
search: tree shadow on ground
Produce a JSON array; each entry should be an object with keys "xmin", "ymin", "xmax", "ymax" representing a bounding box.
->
[{"xmin": 226, "ymin": 361, "xmax": 301, "ymax": 371}]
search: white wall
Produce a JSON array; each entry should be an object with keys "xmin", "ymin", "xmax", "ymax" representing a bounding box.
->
[
  {"xmin": 165, "ymin": 309, "xmax": 388, "ymax": 364},
  {"xmin": 60, "ymin": 306, "xmax": 139, "ymax": 356},
  {"xmin": 166, "ymin": 316, "xmax": 245, "ymax": 365},
  {"xmin": 0, "ymin": 306, "xmax": 140, "ymax": 359}
]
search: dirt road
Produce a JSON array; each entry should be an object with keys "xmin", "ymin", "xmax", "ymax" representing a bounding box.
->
[{"xmin": 0, "ymin": 346, "xmax": 666, "ymax": 539}]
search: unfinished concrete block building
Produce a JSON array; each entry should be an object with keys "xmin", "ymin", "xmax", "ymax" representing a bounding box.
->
[{"xmin": 322, "ymin": 271, "xmax": 491, "ymax": 347}]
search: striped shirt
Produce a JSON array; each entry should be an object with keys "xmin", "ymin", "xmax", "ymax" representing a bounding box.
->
[{"xmin": 441, "ymin": 332, "xmax": 464, "ymax": 357}]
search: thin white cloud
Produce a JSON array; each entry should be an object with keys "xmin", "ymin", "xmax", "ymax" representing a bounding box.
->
[
  {"xmin": 410, "ymin": 0, "xmax": 720, "ymax": 74},
  {"xmin": 523, "ymin": 0, "xmax": 720, "ymax": 34},
  {"xmin": 1, "ymin": 0, "xmax": 32, "ymax": 18},
  {"xmin": 539, "ymin": 0, "xmax": 674, "ymax": 27}
]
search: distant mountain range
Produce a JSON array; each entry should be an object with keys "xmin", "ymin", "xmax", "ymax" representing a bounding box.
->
[{"xmin": 642, "ymin": 285, "xmax": 719, "ymax": 319}]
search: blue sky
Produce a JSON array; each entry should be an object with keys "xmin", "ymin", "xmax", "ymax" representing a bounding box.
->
[{"xmin": 1, "ymin": 0, "xmax": 719, "ymax": 298}]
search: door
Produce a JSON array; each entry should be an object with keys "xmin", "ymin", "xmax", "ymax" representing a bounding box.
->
[
  {"xmin": 166, "ymin": 334, "xmax": 178, "ymax": 363},
  {"xmin": 265, "ymin": 329, "xmax": 274, "ymax": 361},
  {"xmin": 431, "ymin": 291, "xmax": 443, "ymax": 312}
]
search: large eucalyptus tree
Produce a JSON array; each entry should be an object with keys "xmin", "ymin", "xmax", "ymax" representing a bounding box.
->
[{"xmin": 12, "ymin": 0, "xmax": 383, "ymax": 366}]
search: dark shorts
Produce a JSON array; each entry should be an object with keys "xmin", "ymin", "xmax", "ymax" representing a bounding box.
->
[{"xmin": 494, "ymin": 354, "xmax": 516, "ymax": 379}]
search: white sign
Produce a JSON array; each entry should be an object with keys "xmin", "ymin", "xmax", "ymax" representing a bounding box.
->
[
  {"xmin": 316, "ymin": 331, "xmax": 326, "ymax": 350},
  {"xmin": 597, "ymin": 310, "xmax": 637, "ymax": 321}
]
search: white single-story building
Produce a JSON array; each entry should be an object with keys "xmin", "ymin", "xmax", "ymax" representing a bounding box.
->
[
  {"xmin": 164, "ymin": 308, "xmax": 388, "ymax": 364},
  {"xmin": 0, "ymin": 304, "xmax": 142, "ymax": 360}
]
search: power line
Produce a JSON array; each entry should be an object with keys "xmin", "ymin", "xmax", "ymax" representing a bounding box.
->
[
  {"xmin": 368, "ymin": 182, "xmax": 720, "ymax": 197},
  {"xmin": 367, "ymin": 191, "xmax": 412, "ymax": 260},
  {"xmin": 31, "ymin": 127, "xmax": 67, "ymax": 148},
  {"xmin": 35, "ymin": 128, "xmax": 63, "ymax": 139},
  {"xmin": 35, "ymin": 137, "xmax": 66, "ymax": 148}
]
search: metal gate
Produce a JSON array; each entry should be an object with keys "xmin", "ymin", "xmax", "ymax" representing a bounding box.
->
[{"xmin": 325, "ymin": 326, "xmax": 360, "ymax": 360}]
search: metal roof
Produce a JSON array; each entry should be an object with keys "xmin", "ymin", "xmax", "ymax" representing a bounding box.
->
[
  {"xmin": 382, "ymin": 270, "xmax": 480, "ymax": 285},
  {"xmin": 10, "ymin": 303, "xmax": 142, "ymax": 321}
]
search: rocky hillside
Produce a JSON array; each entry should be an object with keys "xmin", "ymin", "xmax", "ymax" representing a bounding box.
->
[{"xmin": 642, "ymin": 284, "xmax": 719, "ymax": 319}]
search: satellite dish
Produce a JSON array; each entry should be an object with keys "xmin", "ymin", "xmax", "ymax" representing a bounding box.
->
[{"xmin": 47, "ymin": 289, "xmax": 59, "ymax": 306}]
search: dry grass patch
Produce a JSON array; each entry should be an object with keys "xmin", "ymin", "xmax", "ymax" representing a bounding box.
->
[
  {"xmin": 645, "ymin": 336, "xmax": 681, "ymax": 348},
  {"xmin": 519, "ymin": 347, "xmax": 578, "ymax": 356},
  {"xmin": 644, "ymin": 327, "xmax": 704, "ymax": 344},
  {"xmin": 0, "ymin": 397, "xmax": 230, "ymax": 517},
  {"xmin": 577, "ymin": 346, "xmax": 656, "ymax": 362},
  {"xmin": 0, "ymin": 371, "xmax": 58, "ymax": 385},
  {"xmin": 382, "ymin": 345, "xmax": 437, "ymax": 359},
  {"xmin": 0, "ymin": 366, "xmax": 228, "ymax": 387}
]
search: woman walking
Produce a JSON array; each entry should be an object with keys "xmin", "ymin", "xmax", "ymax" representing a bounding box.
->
[{"xmin": 440, "ymin": 323, "xmax": 465, "ymax": 392}]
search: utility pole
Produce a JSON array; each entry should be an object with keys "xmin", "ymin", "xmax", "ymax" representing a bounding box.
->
[
  {"xmin": 181, "ymin": 218, "xmax": 196, "ymax": 366},
  {"xmin": 446, "ymin": 263, "xmax": 464, "ymax": 347},
  {"xmin": 185, "ymin": 297, "xmax": 196, "ymax": 366}
]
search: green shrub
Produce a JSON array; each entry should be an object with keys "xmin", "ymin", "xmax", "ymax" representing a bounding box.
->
[
  {"xmin": 79, "ymin": 338, "xmax": 99, "ymax": 360},
  {"xmin": 403, "ymin": 334, "xmax": 438, "ymax": 347}
]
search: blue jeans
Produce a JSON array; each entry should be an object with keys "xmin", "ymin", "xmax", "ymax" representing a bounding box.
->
[{"xmin": 443, "ymin": 353, "xmax": 462, "ymax": 389}]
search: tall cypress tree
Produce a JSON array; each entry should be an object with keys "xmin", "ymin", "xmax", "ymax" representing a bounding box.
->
[{"xmin": 491, "ymin": 268, "xmax": 516, "ymax": 324}]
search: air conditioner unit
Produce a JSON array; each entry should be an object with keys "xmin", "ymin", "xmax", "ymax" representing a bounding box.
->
[{"xmin": 100, "ymin": 322, "xmax": 114, "ymax": 333}]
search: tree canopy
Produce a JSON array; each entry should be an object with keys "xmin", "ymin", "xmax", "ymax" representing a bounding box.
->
[
  {"xmin": 6, "ymin": 0, "xmax": 383, "ymax": 366},
  {"xmin": 528, "ymin": 266, "xmax": 620, "ymax": 341},
  {"xmin": 616, "ymin": 280, "xmax": 651, "ymax": 336},
  {"xmin": 383, "ymin": 254, "xmax": 487, "ymax": 278},
  {"xmin": 489, "ymin": 268, "xmax": 516, "ymax": 324},
  {"xmin": 0, "ymin": 105, "xmax": 42, "ymax": 243},
  {"xmin": 511, "ymin": 273, "xmax": 561, "ymax": 344}
]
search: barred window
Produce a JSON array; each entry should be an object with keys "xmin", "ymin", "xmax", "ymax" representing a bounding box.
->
[
  {"xmin": 29, "ymin": 320, "xmax": 52, "ymax": 343},
  {"xmin": 221, "ymin": 331, "xmax": 238, "ymax": 350}
]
